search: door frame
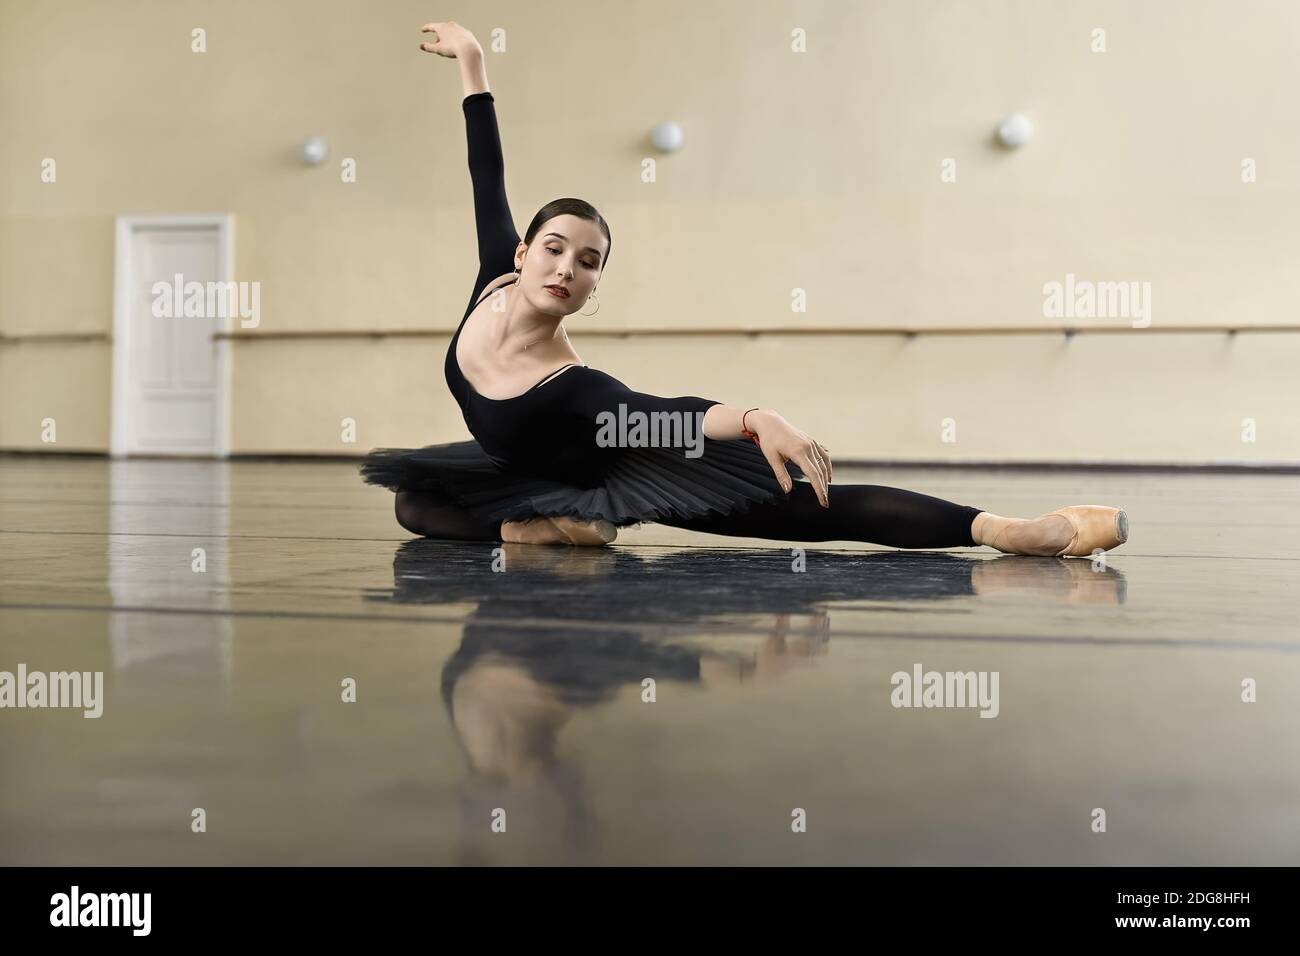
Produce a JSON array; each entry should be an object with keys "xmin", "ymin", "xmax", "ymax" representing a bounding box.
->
[{"xmin": 111, "ymin": 213, "xmax": 235, "ymax": 458}]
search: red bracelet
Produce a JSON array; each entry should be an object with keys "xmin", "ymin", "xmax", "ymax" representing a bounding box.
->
[{"xmin": 740, "ymin": 407, "xmax": 761, "ymax": 446}]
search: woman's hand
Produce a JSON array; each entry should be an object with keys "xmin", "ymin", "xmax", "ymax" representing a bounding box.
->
[
  {"xmin": 748, "ymin": 409, "xmax": 832, "ymax": 507},
  {"xmin": 419, "ymin": 20, "xmax": 482, "ymax": 59}
]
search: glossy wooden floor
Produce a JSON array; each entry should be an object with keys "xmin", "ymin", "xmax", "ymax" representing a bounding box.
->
[{"xmin": 1, "ymin": 457, "xmax": 1296, "ymax": 865}]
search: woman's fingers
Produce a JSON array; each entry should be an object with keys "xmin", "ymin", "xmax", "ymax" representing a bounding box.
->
[
  {"xmin": 761, "ymin": 445, "xmax": 794, "ymax": 494},
  {"xmin": 800, "ymin": 440, "xmax": 830, "ymax": 498},
  {"xmin": 418, "ymin": 25, "xmax": 444, "ymax": 55},
  {"xmin": 796, "ymin": 449, "xmax": 829, "ymax": 508},
  {"xmin": 752, "ymin": 416, "xmax": 831, "ymax": 504},
  {"xmin": 814, "ymin": 441, "xmax": 833, "ymax": 484},
  {"xmin": 418, "ymin": 21, "xmax": 458, "ymax": 57}
]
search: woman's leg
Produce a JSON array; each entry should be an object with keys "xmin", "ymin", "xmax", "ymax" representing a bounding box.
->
[
  {"xmin": 394, "ymin": 484, "xmax": 1100, "ymax": 554},
  {"xmin": 394, "ymin": 490, "xmax": 501, "ymax": 541},
  {"xmin": 394, "ymin": 490, "xmax": 616, "ymax": 545},
  {"xmin": 657, "ymin": 481, "xmax": 985, "ymax": 549}
]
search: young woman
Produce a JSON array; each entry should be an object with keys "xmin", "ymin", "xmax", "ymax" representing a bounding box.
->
[{"xmin": 360, "ymin": 20, "xmax": 1129, "ymax": 558}]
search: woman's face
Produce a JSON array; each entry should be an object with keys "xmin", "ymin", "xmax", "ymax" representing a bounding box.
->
[{"xmin": 516, "ymin": 214, "xmax": 607, "ymax": 315}]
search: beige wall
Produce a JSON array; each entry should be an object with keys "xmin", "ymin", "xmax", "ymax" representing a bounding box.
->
[{"xmin": 3, "ymin": 0, "xmax": 1297, "ymax": 463}]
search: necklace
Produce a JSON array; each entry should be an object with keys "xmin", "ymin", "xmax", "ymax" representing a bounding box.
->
[{"xmin": 522, "ymin": 325, "xmax": 570, "ymax": 352}]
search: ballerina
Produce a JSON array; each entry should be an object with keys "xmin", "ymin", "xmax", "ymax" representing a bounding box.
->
[{"xmin": 359, "ymin": 20, "xmax": 1128, "ymax": 558}]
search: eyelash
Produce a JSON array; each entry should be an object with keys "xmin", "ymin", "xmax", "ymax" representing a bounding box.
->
[{"xmin": 546, "ymin": 246, "xmax": 596, "ymax": 269}]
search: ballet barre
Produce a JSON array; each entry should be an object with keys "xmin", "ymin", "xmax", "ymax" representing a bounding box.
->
[{"xmin": 205, "ymin": 323, "xmax": 1300, "ymax": 341}]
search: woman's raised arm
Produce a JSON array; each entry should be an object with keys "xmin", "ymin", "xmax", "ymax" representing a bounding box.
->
[{"xmin": 420, "ymin": 21, "xmax": 521, "ymax": 311}]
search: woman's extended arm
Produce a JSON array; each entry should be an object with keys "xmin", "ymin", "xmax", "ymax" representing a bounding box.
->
[
  {"xmin": 573, "ymin": 369, "xmax": 832, "ymax": 507},
  {"xmin": 420, "ymin": 21, "xmax": 521, "ymax": 312}
]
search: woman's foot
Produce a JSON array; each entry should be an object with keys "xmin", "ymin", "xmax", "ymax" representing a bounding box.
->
[
  {"xmin": 500, "ymin": 515, "xmax": 618, "ymax": 546},
  {"xmin": 1044, "ymin": 505, "xmax": 1128, "ymax": 556},
  {"xmin": 971, "ymin": 506, "xmax": 1127, "ymax": 557},
  {"xmin": 550, "ymin": 516, "xmax": 618, "ymax": 545}
]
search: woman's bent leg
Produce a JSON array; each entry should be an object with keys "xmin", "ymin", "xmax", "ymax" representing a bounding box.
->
[
  {"xmin": 395, "ymin": 490, "xmax": 501, "ymax": 541},
  {"xmin": 657, "ymin": 481, "xmax": 983, "ymax": 549},
  {"xmin": 394, "ymin": 491, "xmax": 615, "ymax": 545}
]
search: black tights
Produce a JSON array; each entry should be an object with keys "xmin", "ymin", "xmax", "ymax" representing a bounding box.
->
[
  {"xmin": 395, "ymin": 482, "xmax": 985, "ymax": 549},
  {"xmin": 659, "ymin": 481, "xmax": 982, "ymax": 548},
  {"xmin": 395, "ymin": 491, "xmax": 502, "ymax": 542}
]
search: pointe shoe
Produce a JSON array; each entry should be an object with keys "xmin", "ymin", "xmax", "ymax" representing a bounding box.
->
[
  {"xmin": 500, "ymin": 517, "xmax": 565, "ymax": 545},
  {"xmin": 548, "ymin": 515, "xmax": 618, "ymax": 546},
  {"xmin": 1045, "ymin": 505, "xmax": 1128, "ymax": 557},
  {"xmin": 502, "ymin": 515, "xmax": 617, "ymax": 546}
]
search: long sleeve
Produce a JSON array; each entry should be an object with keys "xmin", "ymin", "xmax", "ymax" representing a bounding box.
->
[
  {"xmin": 570, "ymin": 368, "xmax": 720, "ymax": 422},
  {"xmin": 462, "ymin": 91, "xmax": 522, "ymax": 317}
]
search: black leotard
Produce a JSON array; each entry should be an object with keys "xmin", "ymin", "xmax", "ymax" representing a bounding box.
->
[{"xmin": 446, "ymin": 91, "xmax": 719, "ymax": 487}]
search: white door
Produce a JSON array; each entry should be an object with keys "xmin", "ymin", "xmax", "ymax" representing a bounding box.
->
[{"xmin": 113, "ymin": 217, "xmax": 232, "ymax": 456}]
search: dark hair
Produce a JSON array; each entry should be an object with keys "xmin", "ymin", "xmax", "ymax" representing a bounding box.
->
[{"xmin": 524, "ymin": 198, "xmax": 612, "ymax": 272}]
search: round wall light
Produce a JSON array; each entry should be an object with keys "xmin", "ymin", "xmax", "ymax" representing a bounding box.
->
[
  {"xmin": 996, "ymin": 114, "xmax": 1033, "ymax": 148},
  {"xmin": 300, "ymin": 137, "xmax": 330, "ymax": 165},
  {"xmin": 650, "ymin": 122, "xmax": 684, "ymax": 153}
]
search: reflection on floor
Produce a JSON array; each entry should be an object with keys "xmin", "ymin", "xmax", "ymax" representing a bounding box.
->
[{"xmin": 0, "ymin": 457, "xmax": 1297, "ymax": 864}]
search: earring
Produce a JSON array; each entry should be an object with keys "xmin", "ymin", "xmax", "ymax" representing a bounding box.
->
[{"xmin": 580, "ymin": 291, "xmax": 600, "ymax": 317}]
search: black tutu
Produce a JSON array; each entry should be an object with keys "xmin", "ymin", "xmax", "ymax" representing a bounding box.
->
[{"xmin": 358, "ymin": 438, "xmax": 806, "ymax": 528}]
